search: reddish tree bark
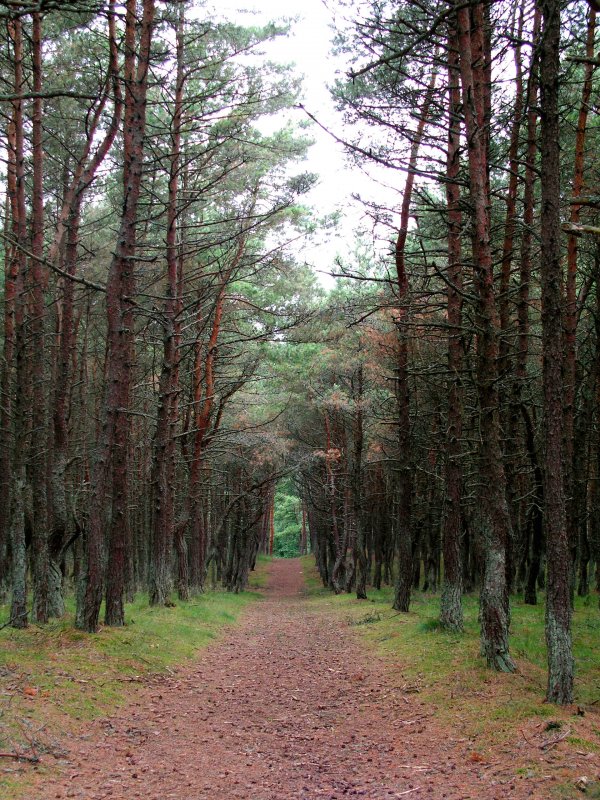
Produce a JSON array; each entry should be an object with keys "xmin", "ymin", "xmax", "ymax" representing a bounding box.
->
[
  {"xmin": 183, "ymin": 240, "xmax": 246, "ymax": 592},
  {"xmin": 456, "ymin": 0, "xmax": 515, "ymax": 671},
  {"xmin": 593, "ymin": 263, "xmax": 600, "ymax": 600},
  {"xmin": 149, "ymin": 3, "xmax": 185, "ymax": 606},
  {"xmin": 77, "ymin": 0, "xmax": 156, "ymax": 632},
  {"xmin": 176, "ymin": 214, "xmax": 253, "ymax": 593},
  {"xmin": 563, "ymin": 7, "xmax": 596, "ymax": 586},
  {"xmin": 49, "ymin": 4, "xmax": 122, "ymax": 617}
]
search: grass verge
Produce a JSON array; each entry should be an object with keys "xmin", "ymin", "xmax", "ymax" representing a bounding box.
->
[
  {"xmin": 0, "ymin": 558, "xmax": 269, "ymax": 798},
  {"xmin": 300, "ymin": 554, "xmax": 600, "ymax": 791}
]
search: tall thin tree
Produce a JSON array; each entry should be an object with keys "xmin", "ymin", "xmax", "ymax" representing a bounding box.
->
[
  {"xmin": 455, "ymin": 0, "xmax": 515, "ymax": 671},
  {"xmin": 538, "ymin": 0, "xmax": 574, "ymax": 704}
]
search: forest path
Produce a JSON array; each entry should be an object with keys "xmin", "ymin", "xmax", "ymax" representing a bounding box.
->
[{"xmin": 38, "ymin": 560, "xmax": 544, "ymax": 800}]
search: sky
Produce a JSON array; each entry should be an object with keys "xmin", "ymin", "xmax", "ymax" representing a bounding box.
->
[{"xmin": 204, "ymin": 0, "xmax": 398, "ymax": 286}]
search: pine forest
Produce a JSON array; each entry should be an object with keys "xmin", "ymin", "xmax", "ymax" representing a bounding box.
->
[{"xmin": 0, "ymin": 1, "xmax": 599, "ymax": 797}]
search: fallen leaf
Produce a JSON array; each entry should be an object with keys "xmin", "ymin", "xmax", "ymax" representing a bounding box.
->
[{"xmin": 469, "ymin": 752, "xmax": 485, "ymax": 763}]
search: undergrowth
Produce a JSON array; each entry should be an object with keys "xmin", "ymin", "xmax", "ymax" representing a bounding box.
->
[{"xmin": 0, "ymin": 558, "xmax": 268, "ymax": 798}]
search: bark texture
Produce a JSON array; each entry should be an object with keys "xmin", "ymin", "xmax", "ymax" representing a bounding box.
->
[
  {"xmin": 77, "ymin": 0, "xmax": 156, "ymax": 632},
  {"xmin": 149, "ymin": 3, "xmax": 185, "ymax": 607},
  {"xmin": 440, "ymin": 20, "xmax": 464, "ymax": 632},
  {"xmin": 455, "ymin": 0, "xmax": 515, "ymax": 671},
  {"xmin": 539, "ymin": 0, "xmax": 574, "ymax": 704}
]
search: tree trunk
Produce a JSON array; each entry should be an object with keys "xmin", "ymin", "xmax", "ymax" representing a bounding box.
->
[
  {"xmin": 456, "ymin": 0, "xmax": 515, "ymax": 671},
  {"xmin": 149, "ymin": 3, "xmax": 185, "ymax": 607},
  {"xmin": 7, "ymin": 18, "xmax": 29, "ymax": 630},
  {"xmin": 174, "ymin": 521, "xmax": 190, "ymax": 602},
  {"xmin": 498, "ymin": 8, "xmax": 525, "ymax": 594},
  {"xmin": 0, "ymin": 121, "xmax": 19, "ymax": 594},
  {"xmin": 564, "ymin": 8, "xmax": 596, "ymax": 594},
  {"xmin": 517, "ymin": 6, "xmax": 542, "ymax": 606},
  {"xmin": 48, "ymin": 202, "xmax": 80, "ymax": 619},
  {"xmin": 522, "ymin": 406, "xmax": 545, "ymax": 605},
  {"xmin": 49, "ymin": 4, "xmax": 121, "ymax": 618},
  {"xmin": 106, "ymin": 0, "xmax": 155, "ymax": 625},
  {"xmin": 440, "ymin": 18, "xmax": 464, "ymax": 632},
  {"xmin": 352, "ymin": 363, "xmax": 367, "ymax": 600},
  {"xmin": 392, "ymin": 61, "xmax": 437, "ymax": 613},
  {"xmin": 30, "ymin": 11, "xmax": 50, "ymax": 624},
  {"xmin": 77, "ymin": 0, "xmax": 155, "ymax": 632},
  {"xmin": 538, "ymin": 0, "xmax": 574, "ymax": 704},
  {"xmin": 325, "ymin": 412, "xmax": 345, "ymax": 593}
]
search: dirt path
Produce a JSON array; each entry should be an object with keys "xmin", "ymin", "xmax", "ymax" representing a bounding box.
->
[{"xmin": 35, "ymin": 561, "xmax": 571, "ymax": 799}]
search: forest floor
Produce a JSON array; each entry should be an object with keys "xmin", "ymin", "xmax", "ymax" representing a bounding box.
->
[{"xmin": 6, "ymin": 558, "xmax": 600, "ymax": 799}]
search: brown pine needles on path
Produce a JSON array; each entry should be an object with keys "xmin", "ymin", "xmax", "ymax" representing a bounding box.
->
[{"xmin": 34, "ymin": 560, "xmax": 587, "ymax": 799}]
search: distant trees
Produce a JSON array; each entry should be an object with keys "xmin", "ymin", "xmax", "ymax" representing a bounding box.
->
[{"xmin": 271, "ymin": 479, "xmax": 304, "ymax": 559}]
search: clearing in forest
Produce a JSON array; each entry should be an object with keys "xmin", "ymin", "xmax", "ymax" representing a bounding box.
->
[{"xmin": 22, "ymin": 559, "xmax": 599, "ymax": 800}]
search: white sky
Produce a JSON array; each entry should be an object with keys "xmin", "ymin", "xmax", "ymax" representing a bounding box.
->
[{"xmin": 205, "ymin": 0, "xmax": 400, "ymax": 286}]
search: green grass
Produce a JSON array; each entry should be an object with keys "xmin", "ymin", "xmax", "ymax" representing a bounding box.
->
[
  {"xmin": 248, "ymin": 554, "xmax": 271, "ymax": 590},
  {"xmin": 300, "ymin": 556, "xmax": 600, "ymax": 748},
  {"xmin": 0, "ymin": 559, "xmax": 270, "ymax": 797},
  {"xmin": 553, "ymin": 780, "xmax": 600, "ymax": 799}
]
